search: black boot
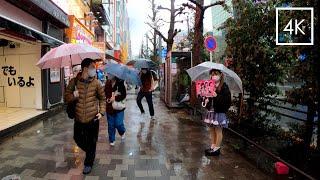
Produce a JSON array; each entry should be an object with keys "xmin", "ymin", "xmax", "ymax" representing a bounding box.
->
[{"xmin": 205, "ymin": 148, "xmax": 220, "ymax": 156}]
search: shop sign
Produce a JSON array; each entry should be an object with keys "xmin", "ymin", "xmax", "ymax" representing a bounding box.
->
[
  {"xmin": 50, "ymin": 68, "xmax": 60, "ymax": 83},
  {"xmin": 1, "ymin": 66, "xmax": 35, "ymax": 87},
  {"xmin": 70, "ymin": 17, "xmax": 94, "ymax": 45}
]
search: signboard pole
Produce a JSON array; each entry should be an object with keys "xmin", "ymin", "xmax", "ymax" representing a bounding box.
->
[{"xmin": 210, "ymin": 52, "xmax": 213, "ymax": 62}]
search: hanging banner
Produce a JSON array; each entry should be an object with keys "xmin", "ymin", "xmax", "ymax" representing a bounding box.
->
[{"xmin": 66, "ymin": 15, "xmax": 94, "ymax": 45}]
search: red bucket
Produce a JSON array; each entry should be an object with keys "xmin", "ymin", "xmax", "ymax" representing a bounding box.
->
[{"xmin": 275, "ymin": 162, "xmax": 289, "ymax": 175}]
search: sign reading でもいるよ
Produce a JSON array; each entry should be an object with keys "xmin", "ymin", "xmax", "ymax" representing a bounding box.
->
[
  {"xmin": 196, "ymin": 80, "xmax": 216, "ymax": 98},
  {"xmin": 2, "ymin": 66, "xmax": 35, "ymax": 87}
]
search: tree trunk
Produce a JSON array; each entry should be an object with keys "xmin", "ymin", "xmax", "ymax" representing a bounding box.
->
[
  {"xmin": 164, "ymin": 0, "xmax": 175, "ymax": 59},
  {"xmin": 190, "ymin": 1, "xmax": 204, "ymax": 106},
  {"xmin": 192, "ymin": 0, "xmax": 204, "ymax": 66}
]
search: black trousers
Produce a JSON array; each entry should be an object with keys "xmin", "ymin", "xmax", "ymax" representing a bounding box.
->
[
  {"xmin": 74, "ymin": 120, "xmax": 99, "ymax": 167},
  {"xmin": 136, "ymin": 91, "xmax": 154, "ymax": 116}
]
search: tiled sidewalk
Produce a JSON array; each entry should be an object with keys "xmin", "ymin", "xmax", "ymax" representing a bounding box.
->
[{"xmin": 0, "ymin": 94, "xmax": 270, "ymax": 180}]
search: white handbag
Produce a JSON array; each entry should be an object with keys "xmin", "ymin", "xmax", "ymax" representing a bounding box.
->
[{"xmin": 112, "ymin": 100, "xmax": 126, "ymax": 110}]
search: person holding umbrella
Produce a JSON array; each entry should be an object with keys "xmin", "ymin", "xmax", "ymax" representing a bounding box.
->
[
  {"xmin": 104, "ymin": 74, "xmax": 127, "ymax": 146},
  {"xmin": 186, "ymin": 61, "xmax": 242, "ymax": 156},
  {"xmin": 65, "ymin": 58, "xmax": 106, "ymax": 174},
  {"xmin": 136, "ymin": 68, "xmax": 158, "ymax": 120},
  {"xmin": 104, "ymin": 63, "xmax": 141, "ymax": 146},
  {"xmin": 203, "ymin": 69, "xmax": 231, "ymax": 156}
]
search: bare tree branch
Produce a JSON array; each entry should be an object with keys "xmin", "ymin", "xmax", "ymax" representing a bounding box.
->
[
  {"xmin": 173, "ymin": 29, "xmax": 181, "ymax": 38},
  {"xmin": 182, "ymin": 3, "xmax": 196, "ymax": 10},
  {"xmin": 159, "ymin": 18, "xmax": 183, "ymax": 24},
  {"xmin": 188, "ymin": 0, "xmax": 203, "ymax": 9},
  {"xmin": 204, "ymin": 0, "xmax": 225, "ymax": 10},
  {"xmin": 146, "ymin": 22, "xmax": 168, "ymax": 43},
  {"xmin": 157, "ymin": 5, "xmax": 171, "ymax": 11},
  {"xmin": 147, "ymin": 14, "xmax": 153, "ymax": 20},
  {"xmin": 174, "ymin": 7, "xmax": 185, "ymax": 17}
]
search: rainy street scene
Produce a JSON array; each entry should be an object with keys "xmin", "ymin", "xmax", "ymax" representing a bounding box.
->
[{"xmin": 0, "ymin": 0, "xmax": 319, "ymax": 180}]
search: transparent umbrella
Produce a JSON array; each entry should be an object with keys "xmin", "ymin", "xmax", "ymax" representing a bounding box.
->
[{"xmin": 186, "ymin": 62, "xmax": 243, "ymax": 93}]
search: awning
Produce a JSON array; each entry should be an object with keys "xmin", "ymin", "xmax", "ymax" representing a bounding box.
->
[
  {"xmin": 0, "ymin": 15, "xmax": 64, "ymax": 47},
  {"xmin": 5, "ymin": 0, "xmax": 69, "ymax": 28}
]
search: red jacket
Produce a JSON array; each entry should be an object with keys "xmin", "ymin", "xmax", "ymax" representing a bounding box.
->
[
  {"xmin": 105, "ymin": 78, "xmax": 127, "ymax": 114},
  {"xmin": 140, "ymin": 71, "xmax": 158, "ymax": 92}
]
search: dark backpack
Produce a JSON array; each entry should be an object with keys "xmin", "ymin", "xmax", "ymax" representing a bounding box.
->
[{"xmin": 66, "ymin": 79, "xmax": 78, "ymax": 119}]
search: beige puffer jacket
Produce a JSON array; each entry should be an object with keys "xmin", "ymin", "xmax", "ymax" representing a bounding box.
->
[{"xmin": 65, "ymin": 75, "xmax": 106, "ymax": 123}]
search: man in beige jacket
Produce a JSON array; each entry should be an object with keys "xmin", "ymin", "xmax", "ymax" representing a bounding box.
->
[{"xmin": 65, "ymin": 58, "xmax": 106, "ymax": 174}]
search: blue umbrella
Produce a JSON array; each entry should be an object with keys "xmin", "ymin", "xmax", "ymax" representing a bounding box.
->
[
  {"xmin": 127, "ymin": 58, "xmax": 158, "ymax": 70},
  {"xmin": 105, "ymin": 63, "xmax": 141, "ymax": 86}
]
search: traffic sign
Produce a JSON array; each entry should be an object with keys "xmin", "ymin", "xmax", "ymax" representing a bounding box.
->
[{"xmin": 205, "ymin": 36, "xmax": 217, "ymax": 52}]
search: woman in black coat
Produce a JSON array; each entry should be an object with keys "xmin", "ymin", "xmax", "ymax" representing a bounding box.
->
[{"xmin": 203, "ymin": 69, "xmax": 231, "ymax": 156}]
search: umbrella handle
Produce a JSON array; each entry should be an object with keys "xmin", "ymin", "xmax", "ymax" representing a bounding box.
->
[{"xmin": 202, "ymin": 101, "xmax": 207, "ymax": 108}]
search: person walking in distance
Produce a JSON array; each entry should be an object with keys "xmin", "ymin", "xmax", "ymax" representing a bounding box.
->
[
  {"xmin": 65, "ymin": 58, "xmax": 106, "ymax": 174},
  {"xmin": 136, "ymin": 68, "xmax": 158, "ymax": 120}
]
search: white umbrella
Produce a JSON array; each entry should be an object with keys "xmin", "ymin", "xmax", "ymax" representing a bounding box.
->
[{"xmin": 187, "ymin": 61, "xmax": 243, "ymax": 93}]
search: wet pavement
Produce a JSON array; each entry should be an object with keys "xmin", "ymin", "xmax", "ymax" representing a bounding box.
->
[{"xmin": 0, "ymin": 93, "xmax": 270, "ymax": 180}]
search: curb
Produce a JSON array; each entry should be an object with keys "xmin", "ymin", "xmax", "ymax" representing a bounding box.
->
[{"xmin": 0, "ymin": 104, "xmax": 64, "ymax": 142}]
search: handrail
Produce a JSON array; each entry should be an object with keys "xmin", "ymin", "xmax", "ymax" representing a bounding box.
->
[
  {"xmin": 227, "ymin": 127, "xmax": 316, "ymax": 180},
  {"xmin": 187, "ymin": 100, "xmax": 317, "ymax": 180}
]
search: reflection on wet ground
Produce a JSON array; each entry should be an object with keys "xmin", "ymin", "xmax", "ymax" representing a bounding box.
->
[{"xmin": 0, "ymin": 93, "xmax": 270, "ymax": 180}]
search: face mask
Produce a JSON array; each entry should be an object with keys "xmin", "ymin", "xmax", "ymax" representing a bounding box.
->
[
  {"xmin": 142, "ymin": 70, "xmax": 147, "ymax": 74},
  {"xmin": 88, "ymin": 68, "xmax": 96, "ymax": 77},
  {"xmin": 212, "ymin": 75, "xmax": 221, "ymax": 82}
]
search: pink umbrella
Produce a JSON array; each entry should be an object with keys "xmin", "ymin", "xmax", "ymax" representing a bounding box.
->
[{"xmin": 36, "ymin": 43, "xmax": 104, "ymax": 69}]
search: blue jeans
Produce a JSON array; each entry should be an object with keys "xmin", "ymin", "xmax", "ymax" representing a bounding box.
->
[{"xmin": 106, "ymin": 111, "xmax": 126, "ymax": 142}]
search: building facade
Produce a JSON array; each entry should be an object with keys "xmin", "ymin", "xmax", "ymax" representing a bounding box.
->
[
  {"xmin": 211, "ymin": 0, "xmax": 233, "ymax": 62},
  {"xmin": 114, "ymin": 0, "xmax": 130, "ymax": 63},
  {"xmin": 0, "ymin": 0, "xmax": 68, "ymax": 110}
]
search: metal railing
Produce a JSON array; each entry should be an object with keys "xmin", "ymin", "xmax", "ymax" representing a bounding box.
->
[{"xmin": 185, "ymin": 99, "xmax": 317, "ymax": 180}]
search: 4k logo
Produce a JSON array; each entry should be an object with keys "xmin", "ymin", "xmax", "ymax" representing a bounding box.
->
[
  {"xmin": 283, "ymin": 19, "xmax": 305, "ymax": 35},
  {"xmin": 276, "ymin": 7, "xmax": 314, "ymax": 45}
]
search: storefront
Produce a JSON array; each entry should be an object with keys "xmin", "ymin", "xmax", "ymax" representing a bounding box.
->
[{"xmin": 0, "ymin": 0, "xmax": 68, "ymax": 111}]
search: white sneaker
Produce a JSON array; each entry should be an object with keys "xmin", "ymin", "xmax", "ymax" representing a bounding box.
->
[
  {"xmin": 121, "ymin": 133, "xmax": 126, "ymax": 140},
  {"xmin": 110, "ymin": 142, "xmax": 115, "ymax": 146}
]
